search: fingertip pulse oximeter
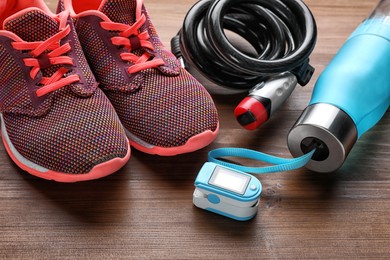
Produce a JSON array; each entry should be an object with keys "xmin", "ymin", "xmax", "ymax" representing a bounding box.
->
[{"xmin": 193, "ymin": 162, "xmax": 262, "ymax": 221}]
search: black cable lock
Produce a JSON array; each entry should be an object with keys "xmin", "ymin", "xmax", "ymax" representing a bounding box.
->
[{"xmin": 171, "ymin": 0, "xmax": 317, "ymax": 130}]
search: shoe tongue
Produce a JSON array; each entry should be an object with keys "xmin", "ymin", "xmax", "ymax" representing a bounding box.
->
[
  {"xmin": 99, "ymin": 0, "xmax": 137, "ymax": 25},
  {"xmin": 4, "ymin": 8, "xmax": 59, "ymax": 42}
]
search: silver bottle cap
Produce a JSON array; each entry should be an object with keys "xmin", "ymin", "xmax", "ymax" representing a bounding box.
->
[{"xmin": 288, "ymin": 103, "xmax": 358, "ymax": 172}]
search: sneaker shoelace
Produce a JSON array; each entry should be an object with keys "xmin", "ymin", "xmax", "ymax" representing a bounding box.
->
[
  {"xmin": 11, "ymin": 12, "xmax": 80, "ymax": 98},
  {"xmin": 100, "ymin": 10, "xmax": 165, "ymax": 74}
]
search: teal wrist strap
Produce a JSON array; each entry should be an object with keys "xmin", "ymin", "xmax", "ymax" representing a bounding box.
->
[{"xmin": 208, "ymin": 148, "xmax": 315, "ymax": 174}]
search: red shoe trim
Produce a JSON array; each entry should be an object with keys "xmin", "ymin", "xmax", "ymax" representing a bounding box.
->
[
  {"xmin": 2, "ymin": 136, "xmax": 131, "ymax": 182},
  {"xmin": 129, "ymin": 124, "xmax": 219, "ymax": 156}
]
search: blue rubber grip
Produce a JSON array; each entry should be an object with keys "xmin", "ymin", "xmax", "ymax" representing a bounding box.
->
[{"xmin": 310, "ymin": 18, "xmax": 390, "ymax": 138}]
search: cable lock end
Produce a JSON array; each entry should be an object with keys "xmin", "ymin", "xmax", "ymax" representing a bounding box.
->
[
  {"xmin": 292, "ymin": 59, "xmax": 315, "ymax": 86},
  {"xmin": 234, "ymin": 96, "xmax": 270, "ymax": 130},
  {"xmin": 235, "ymin": 72, "xmax": 298, "ymax": 130}
]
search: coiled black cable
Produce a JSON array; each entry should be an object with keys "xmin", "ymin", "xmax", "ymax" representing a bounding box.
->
[{"xmin": 171, "ymin": 0, "xmax": 317, "ymax": 89}]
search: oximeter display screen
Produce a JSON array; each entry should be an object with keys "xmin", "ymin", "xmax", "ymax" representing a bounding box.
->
[{"xmin": 209, "ymin": 166, "xmax": 251, "ymax": 195}]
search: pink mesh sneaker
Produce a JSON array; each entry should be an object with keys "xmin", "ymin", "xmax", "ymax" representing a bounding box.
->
[
  {"xmin": 0, "ymin": 1, "xmax": 130, "ymax": 182},
  {"xmin": 58, "ymin": 0, "xmax": 219, "ymax": 156}
]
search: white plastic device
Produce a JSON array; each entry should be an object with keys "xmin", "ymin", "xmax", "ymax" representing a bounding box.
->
[{"xmin": 193, "ymin": 162, "xmax": 262, "ymax": 221}]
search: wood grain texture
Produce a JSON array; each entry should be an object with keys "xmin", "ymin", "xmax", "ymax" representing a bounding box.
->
[{"xmin": 0, "ymin": 0, "xmax": 389, "ymax": 259}]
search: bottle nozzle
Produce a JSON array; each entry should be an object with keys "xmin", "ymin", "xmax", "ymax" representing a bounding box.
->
[{"xmin": 288, "ymin": 103, "xmax": 358, "ymax": 172}]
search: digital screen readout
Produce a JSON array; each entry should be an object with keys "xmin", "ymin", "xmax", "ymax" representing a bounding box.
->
[{"xmin": 208, "ymin": 166, "xmax": 251, "ymax": 195}]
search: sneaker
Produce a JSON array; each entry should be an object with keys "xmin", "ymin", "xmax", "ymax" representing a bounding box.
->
[
  {"xmin": 0, "ymin": 1, "xmax": 130, "ymax": 182},
  {"xmin": 58, "ymin": 0, "xmax": 219, "ymax": 156}
]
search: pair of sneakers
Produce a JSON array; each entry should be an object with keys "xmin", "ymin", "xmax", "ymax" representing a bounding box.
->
[{"xmin": 0, "ymin": 0, "xmax": 219, "ymax": 182}]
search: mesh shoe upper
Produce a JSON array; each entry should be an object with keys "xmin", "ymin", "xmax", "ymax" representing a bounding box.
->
[
  {"xmin": 0, "ymin": 8, "xmax": 129, "ymax": 176},
  {"xmin": 61, "ymin": 0, "xmax": 219, "ymax": 153}
]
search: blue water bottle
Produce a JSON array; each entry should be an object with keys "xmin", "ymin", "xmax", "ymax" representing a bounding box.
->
[{"xmin": 288, "ymin": 0, "xmax": 390, "ymax": 172}]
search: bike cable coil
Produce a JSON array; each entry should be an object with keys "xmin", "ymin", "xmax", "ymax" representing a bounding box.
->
[{"xmin": 172, "ymin": 0, "xmax": 317, "ymax": 89}]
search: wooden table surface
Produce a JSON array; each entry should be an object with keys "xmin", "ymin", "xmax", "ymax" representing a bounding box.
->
[{"xmin": 1, "ymin": 0, "xmax": 389, "ymax": 259}]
